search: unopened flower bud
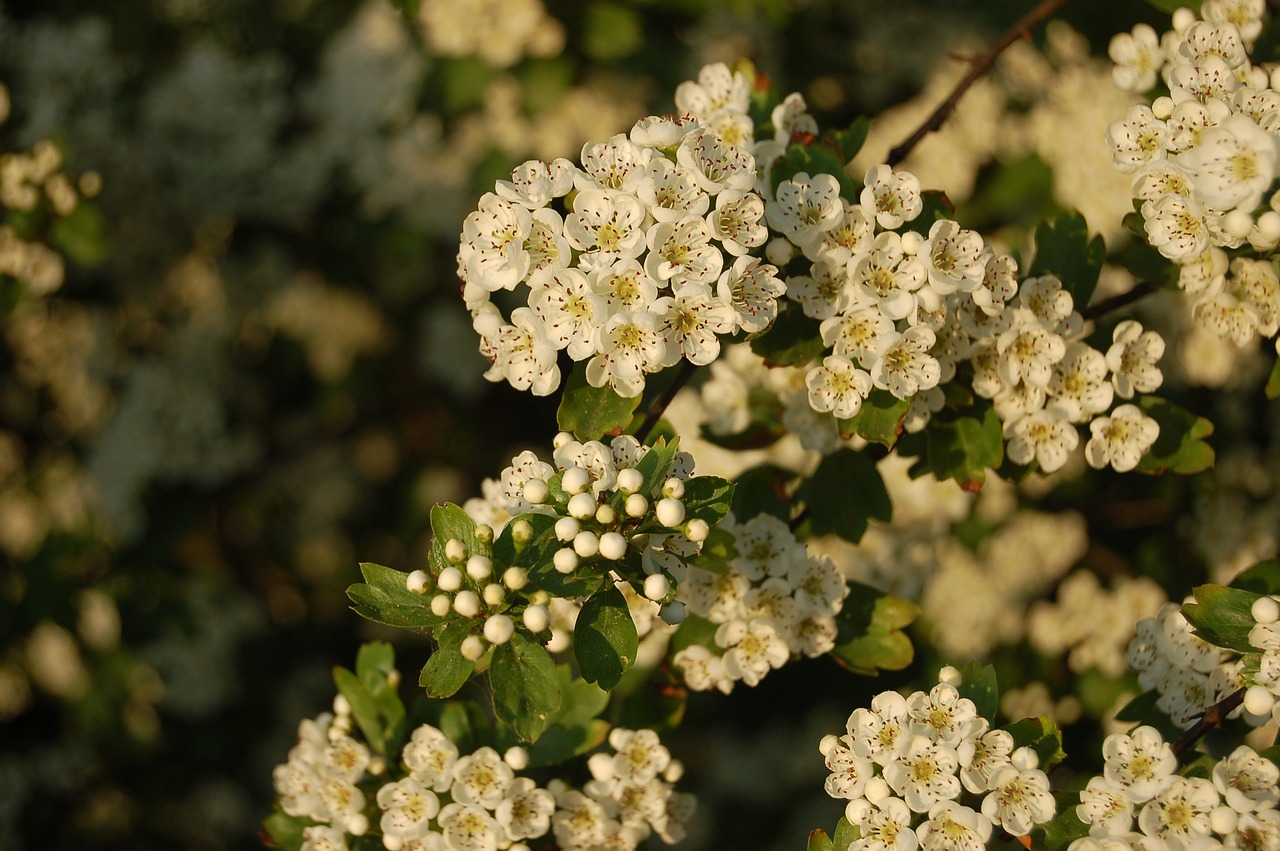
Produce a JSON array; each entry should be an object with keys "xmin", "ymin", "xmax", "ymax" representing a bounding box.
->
[
  {"xmin": 1152, "ymin": 95, "xmax": 1174, "ymax": 120},
  {"xmin": 460, "ymin": 634, "xmax": 487, "ymax": 660},
  {"xmin": 431, "ymin": 594, "xmax": 452, "ymax": 617},
  {"xmin": 1244, "ymin": 684, "xmax": 1276, "ymax": 717},
  {"xmin": 444, "ymin": 538, "xmax": 468, "ymax": 563},
  {"xmin": 562, "ymin": 466, "xmax": 590, "ymax": 495},
  {"xmin": 1224, "ymin": 209, "xmax": 1254, "ymax": 239},
  {"xmin": 625, "ymin": 493, "xmax": 648, "ymax": 517},
  {"xmin": 598, "ymin": 532, "xmax": 627, "ymax": 560},
  {"xmin": 553, "ymin": 547, "xmax": 578, "ymax": 574},
  {"xmin": 616, "ymin": 468, "xmax": 644, "ymax": 494},
  {"xmin": 547, "ymin": 628, "xmax": 570, "ymax": 653},
  {"xmin": 1210, "ymin": 806, "xmax": 1238, "ymax": 836},
  {"xmin": 347, "ymin": 813, "xmax": 369, "ymax": 836},
  {"xmin": 523, "ymin": 478, "xmax": 549, "ymax": 504},
  {"xmin": 523, "ymin": 604, "xmax": 550, "ymax": 633},
  {"xmin": 504, "ymin": 746, "xmax": 529, "ymax": 770},
  {"xmin": 483, "ymin": 584, "xmax": 505, "ymax": 606},
  {"xmin": 818, "ymin": 734, "xmax": 839, "ymax": 756},
  {"xmin": 474, "ymin": 524, "xmax": 493, "ymax": 543},
  {"xmin": 368, "ymin": 757, "xmax": 387, "ymax": 775},
  {"xmin": 333, "ymin": 694, "xmax": 352, "ymax": 716},
  {"xmin": 588, "ymin": 752, "xmax": 614, "ymax": 782},
  {"xmin": 1252, "ymin": 595, "xmax": 1280, "ymax": 625},
  {"xmin": 663, "ymin": 759, "xmax": 684, "ymax": 782},
  {"xmin": 595, "ymin": 504, "xmax": 616, "ymax": 525},
  {"xmin": 466, "ymin": 555, "xmax": 493, "ymax": 581},
  {"xmin": 484, "ymin": 614, "xmax": 515, "ymax": 645},
  {"xmin": 568, "ymin": 492, "xmax": 597, "ymax": 519},
  {"xmin": 644, "ymin": 573, "xmax": 671, "ymax": 601},
  {"xmin": 1011, "ymin": 747, "xmax": 1039, "ymax": 771},
  {"xmin": 938, "ymin": 665, "xmax": 962, "ymax": 687},
  {"xmin": 662, "ymin": 477, "xmax": 685, "ymax": 498},
  {"xmin": 511, "ymin": 519, "xmax": 533, "ymax": 547},
  {"xmin": 454, "ymin": 590, "xmax": 481, "ymax": 617},
  {"xmin": 765, "ymin": 237, "xmax": 794, "ymax": 266},
  {"xmin": 384, "ymin": 834, "xmax": 404, "ymax": 851},
  {"xmin": 685, "ymin": 518, "xmax": 709, "ymax": 542},
  {"xmin": 555, "ymin": 516, "xmax": 580, "ymax": 541},
  {"xmin": 573, "ymin": 530, "xmax": 600, "ymax": 558},
  {"xmin": 503, "ymin": 566, "xmax": 528, "ymax": 590},
  {"xmin": 660, "ymin": 600, "xmax": 686, "ymax": 625},
  {"xmin": 553, "ymin": 431, "xmax": 573, "ymax": 449},
  {"xmin": 656, "ymin": 497, "xmax": 685, "ymax": 527},
  {"xmin": 900, "ymin": 230, "xmax": 923, "ymax": 255},
  {"xmin": 387, "ymin": 669, "xmax": 400, "ymax": 688},
  {"xmin": 406, "ymin": 569, "xmax": 429, "ymax": 594},
  {"xmin": 437, "ymin": 566, "xmax": 463, "ymax": 592}
]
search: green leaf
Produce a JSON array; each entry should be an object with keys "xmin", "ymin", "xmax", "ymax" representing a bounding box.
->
[
  {"xmin": 684, "ymin": 524, "xmax": 737, "ymax": 575},
  {"xmin": 832, "ymin": 818, "xmax": 860, "ymax": 851},
  {"xmin": 825, "ymin": 117, "xmax": 870, "ymax": 165},
  {"xmin": 1144, "ymin": 0, "xmax": 1201, "ymax": 13},
  {"xmin": 557, "ymin": 362, "xmax": 643, "ymax": 441},
  {"xmin": 49, "ymin": 203, "xmax": 110, "ymax": 267},
  {"xmin": 575, "ymin": 583, "xmax": 639, "ymax": 690},
  {"xmin": 1027, "ymin": 212, "xmax": 1105, "ymax": 309},
  {"xmin": 669, "ymin": 613, "xmax": 719, "ymax": 656},
  {"xmin": 837, "ymin": 389, "xmax": 908, "ymax": 448},
  {"xmin": 681, "ymin": 475, "xmax": 735, "ymax": 526},
  {"xmin": 1114, "ymin": 689, "xmax": 1185, "ymax": 742},
  {"xmin": 356, "ymin": 642, "xmax": 406, "ymax": 754},
  {"xmin": 1230, "ymin": 560, "xmax": 1280, "ymax": 595},
  {"xmin": 419, "ymin": 622, "xmax": 476, "ymax": 698},
  {"xmin": 1183, "ymin": 584, "xmax": 1262, "ymax": 653},
  {"xmin": 830, "ymin": 582, "xmax": 919, "ymax": 675},
  {"xmin": 1031, "ymin": 801, "xmax": 1089, "ymax": 851},
  {"xmin": 507, "ymin": 666, "xmax": 610, "ymax": 767},
  {"xmin": 437, "ymin": 700, "xmax": 491, "ymax": 754},
  {"xmin": 630, "ymin": 436, "xmax": 679, "ymax": 498},
  {"xmin": 731, "ymin": 464, "xmax": 795, "ymax": 523},
  {"xmin": 958, "ymin": 662, "xmax": 999, "ymax": 722},
  {"xmin": 1135, "ymin": 396, "xmax": 1215, "ymax": 475},
  {"xmin": 901, "ymin": 191, "xmax": 954, "ymax": 237},
  {"xmin": 261, "ymin": 812, "xmax": 314, "ymax": 850},
  {"xmin": 771, "ymin": 141, "xmax": 858, "ymax": 200},
  {"xmin": 490, "ymin": 632, "xmax": 562, "ymax": 742},
  {"xmin": 750, "ymin": 301, "xmax": 825, "ymax": 367},
  {"xmin": 333, "ymin": 666, "xmax": 386, "ymax": 755},
  {"xmin": 799, "ymin": 449, "xmax": 891, "ymax": 543},
  {"xmin": 429, "ymin": 503, "xmax": 484, "ymax": 573},
  {"xmin": 347, "ymin": 562, "xmax": 442, "ymax": 630},
  {"xmin": 808, "ymin": 829, "xmax": 835, "ymax": 851},
  {"xmin": 1003, "ymin": 714, "xmax": 1066, "ymax": 771},
  {"xmin": 923, "ymin": 404, "xmax": 1004, "ymax": 491},
  {"xmin": 1267, "ymin": 358, "xmax": 1280, "ymax": 400}
]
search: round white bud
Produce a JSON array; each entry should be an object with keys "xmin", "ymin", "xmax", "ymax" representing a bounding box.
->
[
  {"xmin": 384, "ymin": 834, "xmax": 404, "ymax": 851},
  {"xmin": 595, "ymin": 504, "xmax": 616, "ymax": 525},
  {"xmin": 664, "ymin": 759, "xmax": 684, "ymax": 783},
  {"xmin": 644, "ymin": 573, "xmax": 671, "ymax": 601},
  {"xmin": 562, "ymin": 466, "xmax": 590, "ymax": 495},
  {"xmin": 431, "ymin": 594, "xmax": 452, "ymax": 617},
  {"xmin": 864, "ymin": 777, "xmax": 892, "ymax": 804},
  {"xmin": 333, "ymin": 694, "xmax": 352, "ymax": 716},
  {"xmin": 1152, "ymin": 95, "xmax": 1175, "ymax": 120},
  {"xmin": 483, "ymin": 583, "xmax": 505, "ymax": 606},
  {"xmin": 1252, "ymin": 595, "xmax": 1280, "ymax": 625},
  {"xmin": 1243, "ymin": 684, "xmax": 1276, "ymax": 717},
  {"xmin": 656, "ymin": 497, "xmax": 685, "ymax": 527},
  {"xmin": 453, "ymin": 590, "xmax": 481, "ymax": 617},
  {"xmin": 598, "ymin": 532, "xmax": 627, "ymax": 560},
  {"xmin": 573, "ymin": 530, "xmax": 600, "ymax": 558},
  {"xmin": 938, "ymin": 665, "xmax": 963, "ymax": 686},
  {"xmin": 1257, "ymin": 211, "xmax": 1280, "ymax": 243},
  {"xmin": 818, "ymin": 734, "xmax": 839, "ymax": 756},
  {"xmin": 568, "ymin": 492, "xmax": 598, "ymax": 519},
  {"xmin": 553, "ymin": 430, "xmax": 573, "ymax": 449},
  {"xmin": 437, "ymin": 566, "xmax": 463, "ymax": 592},
  {"xmin": 444, "ymin": 538, "xmax": 468, "ymax": 563},
  {"xmin": 660, "ymin": 600, "xmax": 687, "ymax": 625},
  {"xmin": 460, "ymin": 634, "xmax": 487, "ymax": 660},
  {"xmin": 1224, "ymin": 209, "xmax": 1254, "ymax": 239},
  {"xmin": 483, "ymin": 614, "xmax": 515, "ymax": 645},
  {"xmin": 1010, "ymin": 746, "xmax": 1039, "ymax": 771},
  {"xmin": 1210, "ymin": 806, "xmax": 1238, "ymax": 837},
  {"xmin": 625, "ymin": 493, "xmax": 649, "ymax": 517},
  {"xmin": 555, "ymin": 516, "xmax": 580, "ymax": 541},
  {"xmin": 765, "ymin": 237, "xmax": 794, "ymax": 266},
  {"xmin": 466, "ymin": 555, "xmax": 493, "ymax": 581},
  {"xmin": 406, "ymin": 569, "xmax": 429, "ymax": 594},
  {"xmin": 369, "ymin": 756, "xmax": 387, "ymax": 775},
  {"xmin": 685, "ymin": 518, "xmax": 709, "ymax": 542},
  {"xmin": 523, "ymin": 478, "xmax": 549, "ymax": 504},
  {"xmin": 1172, "ymin": 7, "xmax": 1196, "ymax": 32},
  {"xmin": 588, "ymin": 752, "xmax": 615, "ymax": 782},
  {"xmin": 511, "ymin": 519, "xmax": 533, "ymax": 546},
  {"xmin": 347, "ymin": 813, "xmax": 369, "ymax": 836},
  {"xmin": 504, "ymin": 746, "xmax": 529, "ymax": 770},
  {"xmin": 547, "ymin": 628, "xmax": 571, "ymax": 653},
  {"xmin": 662, "ymin": 477, "xmax": 685, "ymax": 498},
  {"xmin": 474, "ymin": 524, "xmax": 493, "ymax": 543},
  {"xmin": 616, "ymin": 468, "xmax": 644, "ymax": 494},
  {"xmin": 553, "ymin": 547, "xmax": 579, "ymax": 574},
  {"xmin": 522, "ymin": 604, "xmax": 550, "ymax": 633},
  {"xmin": 900, "ymin": 230, "xmax": 924, "ymax": 256},
  {"xmin": 503, "ymin": 566, "xmax": 528, "ymax": 590}
]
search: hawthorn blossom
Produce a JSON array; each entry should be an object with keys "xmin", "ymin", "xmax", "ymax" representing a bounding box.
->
[
  {"xmin": 852, "ymin": 232, "xmax": 926, "ymax": 320},
  {"xmin": 636, "ymin": 158, "xmax": 709, "ymax": 223},
  {"xmin": 1101, "ymin": 726, "xmax": 1178, "ymax": 803},
  {"xmin": 655, "ymin": 283, "xmax": 736, "ymax": 366},
  {"xmin": 822, "ymin": 307, "xmax": 896, "ymax": 368},
  {"xmin": 767, "ymin": 171, "xmax": 844, "ymax": 248},
  {"xmin": 591, "ymin": 260, "xmax": 660, "ymax": 314},
  {"xmin": 564, "ymin": 189, "xmax": 647, "ymax": 268},
  {"xmin": 861, "ymin": 164, "xmax": 923, "ymax": 229},
  {"xmin": 981, "ymin": 763, "xmax": 1055, "ymax": 836},
  {"xmin": 1048, "ymin": 343, "xmax": 1115, "ymax": 423},
  {"xmin": 806, "ymin": 355, "xmax": 873, "ymax": 419},
  {"xmin": 997, "ymin": 317, "xmax": 1067, "ymax": 389},
  {"xmin": 884, "ymin": 736, "xmax": 961, "ymax": 813},
  {"xmin": 495, "ymin": 778, "xmax": 555, "ymax": 841},
  {"xmin": 378, "ymin": 777, "xmax": 441, "ymax": 842},
  {"xmin": 1109, "ymin": 23, "xmax": 1163, "ymax": 91},
  {"xmin": 1136, "ymin": 776, "xmax": 1219, "ymax": 848},
  {"xmin": 484, "ymin": 307, "xmax": 561, "ymax": 396},
  {"xmin": 460, "ymin": 194, "xmax": 533, "ymax": 291},
  {"xmin": 1085, "ymin": 404, "xmax": 1160, "ymax": 472},
  {"xmin": 529, "ymin": 269, "xmax": 607, "ymax": 360},
  {"xmin": 438, "ymin": 802, "xmax": 500, "ymax": 851},
  {"xmin": 1107, "ymin": 106, "xmax": 1168, "ymax": 173},
  {"xmin": 717, "ymin": 256, "xmax": 786, "ymax": 333},
  {"xmin": 674, "ymin": 62, "xmax": 751, "ymax": 117},
  {"xmin": 1178, "ymin": 113, "xmax": 1279, "ymax": 212},
  {"xmin": 577, "ymin": 133, "xmax": 653, "ymax": 192},
  {"xmin": 871, "ymin": 327, "xmax": 942, "ymax": 400},
  {"xmin": 1193, "ymin": 290, "xmax": 1260, "ymax": 345},
  {"xmin": 495, "ymin": 157, "xmax": 576, "ymax": 208},
  {"xmin": 917, "ymin": 220, "xmax": 985, "ymax": 295},
  {"xmin": 906, "ymin": 684, "xmax": 979, "ymax": 747},
  {"xmin": 1106, "ymin": 321, "xmax": 1165, "ymax": 398},
  {"xmin": 917, "ymin": 802, "xmax": 992, "ymax": 851},
  {"xmin": 708, "ymin": 190, "xmax": 767, "ymax": 255},
  {"xmin": 645, "ymin": 215, "xmax": 724, "ymax": 288},
  {"xmin": 846, "ymin": 797, "xmax": 919, "ymax": 851},
  {"xmin": 789, "ymin": 260, "xmax": 854, "ymax": 320},
  {"xmin": 586, "ymin": 309, "xmax": 668, "ymax": 397},
  {"xmin": 676, "ymin": 126, "xmax": 757, "ymax": 194},
  {"xmin": 1005, "ymin": 407, "xmax": 1079, "ymax": 472},
  {"xmin": 1076, "ymin": 776, "xmax": 1134, "ymax": 837}
]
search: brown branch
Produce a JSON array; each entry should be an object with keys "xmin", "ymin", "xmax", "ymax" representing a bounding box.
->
[
  {"xmin": 1171, "ymin": 687, "xmax": 1246, "ymax": 759},
  {"xmin": 887, "ymin": 0, "xmax": 1074, "ymax": 167},
  {"xmin": 1080, "ymin": 281, "xmax": 1160, "ymax": 321}
]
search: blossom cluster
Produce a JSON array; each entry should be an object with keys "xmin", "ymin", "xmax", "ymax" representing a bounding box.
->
[
  {"xmin": 415, "ymin": 432, "xmax": 713, "ymax": 660},
  {"xmin": 819, "ymin": 674, "xmax": 1056, "ymax": 849},
  {"xmin": 1069, "ymin": 726, "xmax": 1279, "ymax": 851},
  {"xmin": 671, "ymin": 512, "xmax": 850, "ymax": 692},
  {"xmin": 1242, "ymin": 594, "xmax": 1280, "ymax": 716},
  {"xmin": 1107, "ymin": 0, "xmax": 1280, "ymax": 355},
  {"xmin": 273, "ymin": 696, "xmax": 693, "ymax": 851}
]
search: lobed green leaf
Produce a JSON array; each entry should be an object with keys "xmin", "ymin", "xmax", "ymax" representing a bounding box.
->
[
  {"xmin": 1135, "ymin": 396, "xmax": 1215, "ymax": 475},
  {"xmin": 799, "ymin": 449, "xmax": 891, "ymax": 543},
  {"xmin": 922, "ymin": 404, "xmax": 1004, "ymax": 491},
  {"xmin": 1182, "ymin": 583, "xmax": 1262, "ymax": 654},
  {"xmin": 1026, "ymin": 212, "xmax": 1105, "ymax": 310},
  {"xmin": 419, "ymin": 622, "xmax": 476, "ymax": 698},
  {"xmin": 557, "ymin": 362, "xmax": 643, "ymax": 441},
  {"xmin": 575, "ymin": 583, "xmax": 639, "ymax": 690},
  {"xmin": 347, "ymin": 562, "xmax": 442, "ymax": 630},
  {"xmin": 681, "ymin": 475, "xmax": 735, "ymax": 526},
  {"xmin": 837, "ymin": 390, "xmax": 908, "ymax": 448},
  {"xmin": 830, "ymin": 582, "xmax": 919, "ymax": 675},
  {"xmin": 490, "ymin": 632, "xmax": 562, "ymax": 742}
]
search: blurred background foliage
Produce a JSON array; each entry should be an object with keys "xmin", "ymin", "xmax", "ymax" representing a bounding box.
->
[{"xmin": 1, "ymin": 0, "xmax": 1274, "ymax": 849}]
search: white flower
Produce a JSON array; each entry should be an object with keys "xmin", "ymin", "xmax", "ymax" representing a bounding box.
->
[
  {"xmin": 636, "ymin": 158, "xmax": 709, "ymax": 223},
  {"xmin": 529, "ymin": 269, "xmax": 607, "ymax": 361},
  {"xmin": 825, "ymin": 741, "xmax": 876, "ymax": 800},
  {"xmin": 1177, "ymin": 20, "xmax": 1248, "ymax": 69},
  {"xmin": 847, "ymin": 797, "xmax": 919, "ymax": 851},
  {"xmin": 484, "ymin": 307, "xmax": 561, "ymax": 396},
  {"xmin": 851, "ymin": 232, "xmax": 926, "ymax": 321},
  {"xmin": 495, "ymin": 158, "xmax": 576, "ymax": 209},
  {"xmin": 822, "ymin": 307, "xmax": 896, "ymax": 368},
  {"xmin": 1168, "ymin": 55, "xmax": 1240, "ymax": 105},
  {"xmin": 551, "ymin": 789, "xmax": 614, "ymax": 849},
  {"xmin": 672, "ymin": 644, "xmax": 732, "ymax": 693},
  {"xmin": 847, "ymin": 691, "xmax": 910, "ymax": 766},
  {"xmin": 789, "ymin": 555, "xmax": 848, "ymax": 616},
  {"xmin": 654, "ymin": 283, "xmax": 736, "ymax": 366},
  {"xmin": 586, "ymin": 309, "xmax": 668, "ymax": 397},
  {"xmin": 1005, "ymin": 407, "xmax": 1079, "ymax": 473},
  {"xmin": 717, "ymin": 618, "xmax": 790, "ymax": 686},
  {"xmin": 871, "ymin": 326, "xmax": 941, "ymax": 400},
  {"xmin": 918, "ymin": 220, "xmax": 985, "ymax": 295},
  {"xmin": 906, "ymin": 684, "xmax": 979, "ymax": 747},
  {"xmin": 1137, "ymin": 776, "xmax": 1219, "ymax": 849},
  {"xmin": 1106, "ymin": 321, "xmax": 1165, "ymax": 398},
  {"xmin": 981, "ymin": 764, "xmax": 1056, "ymax": 836},
  {"xmin": 1212, "ymin": 746, "xmax": 1280, "ymax": 813},
  {"xmin": 674, "ymin": 62, "xmax": 751, "ymax": 118},
  {"xmin": 1102, "ymin": 726, "xmax": 1178, "ymax": 804},
  {"xmin": 767, "ymin": 171, "xmax": 844, "ymax": 248},
  {"xmin": 1076, "ymin": 776, "xmax": 1134, "ymax": 837},
  {"xmin": 810, "ymin": 201, "xmax": 874, "ymax": 267},
  {"xmin": 861, "ymin": 164, "xmax": 923, "ymax": 229},
  {"xmin": 708, "ymin": 190, "xmax": 767, "ymax": 255},
  {"xmin": 630, "ymin": 113, "xmax": 700, "ymax": 148},
  {"xmin": 917, "ymin": 802, "xmax": 992, "ymax": 851},
  {"xmin": 522, "ymin": 208, "xmax": 573, "ymax": 284},
  {"xmin": 1193, "ymin": 290, "xmax": 1260, "ymax": 345},
  {"xmin": 609, "ymin": 728, "xmax": 672, "ymax": 785},
  {"xmin": 675, "ymin": 126, "xmax": 757, "ymax": 194},
  {"xmin": 451, "ymin": 747, "xmax": 514, "ymax": 810},
  {"xmin": 495, "ymin": 778, "xmax": 555, "ymax": 841},
  {"xmin": 1234, "ymin": 256, "xmax": 1280, "ymax": 335},
  {"xmin": 1178, "ymin": 113, "xmax": 1279, "ymax": 213},
  {"xmin": 1107, "ymin": 106, "xmax": 1168, "ymax": 174},
  {"xmin": 1049, "ymin": 343, "xmax": 1115, "ymax": 423},
  {"xmin": 789, "ymin": 260, "xmax": 854, "ymax": 320},
  {"xmin": 645, "ymin": 216, "xmax": 724, "ymax": 288},
  {"xmin": 974, "ymin": 252, "xmax": 1018, "ymax": 316},
  {"xmin": 590, "ymin": 260, "xmax": 660, "ymax": 315},
  {"xmin": 997, "ymin": 316, "xmax": 1066, "ymax": 389},
  {"xmin": 731, "ymin": 513, "xmax": 806, "ymax": 581},
  {"xmin": 884, "ymin": 735, "xmax": 962, "ymax": 813},
  {"xmin": 1086, "ymin": 404, "xmax": 1160, "ymax": 473},
  {"xmin": 717, "ymin": 255, "xmax": 786, "ymax": 333},
  {"xmin": 770, "ymin": 92, "xmax": 819, "ymax": 143},
  {"xmin": 958, "ymin": 729, "xmax": 1014, "ymax": 795},
  {"xmin": 438, "ymin": 802, "xmax": 500, "ymax": 851},
  {"xmin": 1110, "ymin": 24, "xmax": 1163, "ymax": 92},
  {"xmin": 564, "ymin": 189, "xmax": 647, "ymax": 268},
  {"xmin": 404, "ymin": 725, "xmax": 461, "ymax": 792},
  {"xmin": 301, "ymin": 826, "xmax": 348, "ymax": 851},
  {"xmin": 806, "ymin": 355, "xmax": 873, "ymax": 419},
  {"xmin": 1164, "ymin": 99, "xmax": 1230, "ymax": 154},
  {"xmin": 460, "ymin": 194, "xmax": 532, "ymax": 291},
  {"xmin": 1016, "ymin": 275, "xmax": 1077, "ymax": 335},
  {"xmin": 378, "ymin": 777, "xmax": 441, "ymax": 841},
  {"xmin": 577, "ymin": 134, "xmax": 653, "ymax": 193}
]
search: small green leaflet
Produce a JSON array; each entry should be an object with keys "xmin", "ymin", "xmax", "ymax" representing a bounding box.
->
[
  {"xmin": 1135, "ymin": 396, "xmax": 1215, "ymax": 475},
  {"xmin": 489, "ymin": 632, "xmax": 562, "ymax": 742},
  {"xmin": 346, "ymin": 562, "xmax": 442, "ymax": 630},
  {"xmin": 837, "ymin": 389, "xmax": 908, "ymax": 448},
  {"xmin": 419, "ymin": 622, "xmax": 476, "ymax": 698},
  {"xmin": 830, "ymin": 582, "xmax": 919, "ymax": 675},
  {"xmin": 574, "ymin": 583, "xmax": 639, "ymax": 690},
  {"xmin": 798, "ymin": 449, "xmax": 891, "ymax": 543},
  {"xmin": 1182, "ymin": 583, "xmax": 1263, "ymax": 654},
  {"xmin": 557, "ymin": 362, "xmax": 642, "ymax": 441},
  {"xmin": 1026, "ymin": 212, "xmax": 1105, "ymax": 310}
]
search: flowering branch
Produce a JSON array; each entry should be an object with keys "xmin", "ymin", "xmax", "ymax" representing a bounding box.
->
[
  {"xmin": 886, "ymin": 0, "xmax": 1073, "ymax": 166},
  {"xmin": 1171, "ymin": 687, "xmax": 1246, "ymax": 759},
  {"xmin": 1081, "ymin": 281, "xmax": 1161, "ymax": 321}
]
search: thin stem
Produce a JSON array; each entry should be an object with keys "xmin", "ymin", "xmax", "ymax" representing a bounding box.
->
[
  {"xmin": 1081, "ymin": 281, "xmax": 1160, "ymax": 321},
  {"xmin": 636, "ymin": 359, "xmax": 698, "ymax": 445},
  {"xmin": 887, "ymin": 0, "xmax": 1073, "ymax": 167},
  {"xmin": 1171, "ymin": 687, "xmax": 1246, "ymax": 759}
]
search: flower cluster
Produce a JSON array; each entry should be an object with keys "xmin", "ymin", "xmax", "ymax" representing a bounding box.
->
[
  {"xmin": 1241, "ymin": 593, "xmax": 1280, "ymax": 715},
  {"xmin": 1069, "ymin": 726, "xmax": 1279, "ymax": 851},
  {"xmin": 820, "ymin": 673, "xmax": 1056, "ymax": 849},
  {"xmin": 1127, "ymin": 599, "xmax": 1243, "ymax": 728},
  {"xmin": 1108, "ymin": 1, "xmax": 1280, "ymax": 355},
  {"xmin": 272, "ymin": 694, "xmax": 693, "ymax": 851},
  {"xmin": 671, "ymin": 512, "xmax": 850, "ymax": 692}
]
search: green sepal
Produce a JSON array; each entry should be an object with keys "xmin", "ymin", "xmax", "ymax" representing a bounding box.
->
[
  {"xmin": 1026, "ymin": 212, "xmax": 1105, "ymax": 310},
  {"xmin": 1135, "ymin": 396, "xmax": 1215, "ymax": 475},
  {"xmin": 750, "ymin": 301, "xmax": 825, "ymax": 367},
  {"xmin": 575, "ymin": 583, "xmax": 639, "ymax": 691},
  {"xmin": 797, "ymin": 448, "xmax": 891, "ymax": 543},
  {"xmin": 1182, "ymin": 583, "xmax": 1263, "ymax": 653},
  {"xmin": 347, "ymin": 562, "xmax": 442, "ymax": 630},
  {"xmin": 419, "ymin": 622, "xmax": 476, "ymax": 698},
  {"xmin": 837, "ymin": 390, "xmax": 908, "ymax": 448},
  {"xmin": 490, "ymin": 632, "xmax": 562, "ymax": 742},
  {"xmin": 557, "ymin": 361, "xmax": 643, "ymax": 441},
  {"xmin": 830, "ymin": 582, "xmax": 919, "ymax": 675}
]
